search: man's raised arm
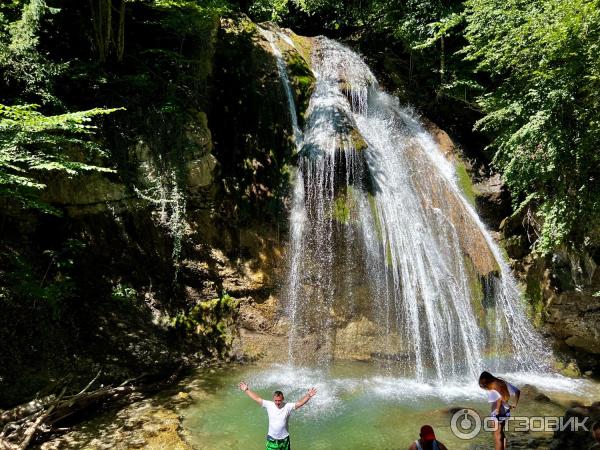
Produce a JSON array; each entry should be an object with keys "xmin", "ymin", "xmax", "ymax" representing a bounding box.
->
[
  {"xmin": 239, "ymin": 381, "xmax": 263, "ymax": 405},
  {"xmin": 295, "ymin": 387, "xmax": 317, "ymax": 409}
]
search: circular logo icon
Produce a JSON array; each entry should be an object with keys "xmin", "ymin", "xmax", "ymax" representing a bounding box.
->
[{"xmin": 450, "ymin": 408, "xmax": 481, "ymax": 440}]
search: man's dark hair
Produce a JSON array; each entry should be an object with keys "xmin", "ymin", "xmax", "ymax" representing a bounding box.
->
[
  {"xmin": 593, "ymin": 422, "xmax": 600, "ymax": 444},
  {"xmin": 273, "ymin": 390, "xmax": 284, "ymax": 398}
]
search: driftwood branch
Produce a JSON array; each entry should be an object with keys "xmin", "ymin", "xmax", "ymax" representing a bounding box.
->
[
  {"xmin": 73, "ymin": 370, "xmax": 102, "ymax": 398},
  {"xmin": 0, "ymin": 396, "xmax": 55, "ymax": 425},
  {"xmin": 18, "ymin": 387, "xmax": 67, "ymax": 450}
]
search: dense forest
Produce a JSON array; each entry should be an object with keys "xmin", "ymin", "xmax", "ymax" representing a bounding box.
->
[{"xmin": 0, "ymin": 0, "xmax": 599, "ymax": 447}]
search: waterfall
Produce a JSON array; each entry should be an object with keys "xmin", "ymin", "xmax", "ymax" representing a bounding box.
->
[
  {"xmin": 260, "ymin": 27, "xmax": 303, "ymax": 147},
  {"xmin": 272, "ymin": 33, "xmax": 549, "ymax": 381},
  {"xmin": 258, "ymin": 26, "xmax": 308, "ymax": 362}
]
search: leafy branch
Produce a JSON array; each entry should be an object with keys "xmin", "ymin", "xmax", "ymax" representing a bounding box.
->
[{"xmin": 0, "ymin": 103, "xmax": 122, "ymax": 213}]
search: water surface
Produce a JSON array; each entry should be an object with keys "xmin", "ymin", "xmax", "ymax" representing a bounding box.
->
[{"xmin": 182, "ymin": 362, "xmax": 599, "ymax": 449}]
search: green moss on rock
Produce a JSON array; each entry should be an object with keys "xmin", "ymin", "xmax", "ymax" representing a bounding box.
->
[
  {"xmin": 368, "ymin": 193, "xmax": 384, "ymax": 243},
  {"xmin": 288, "ymin": 32, "xmax": 313, "ymax": 66},
  {"xmin": 455, "ymin": 159, "xmax": 476, "ymax": 207},
  {"xmin": 464, "ymin": 258, "xmax": 486, "ymax": 328},
  {"xmin": 283, "ymin": 50, "xmax": 316, "ymax": 126},
  {"xmin": 221, "ymin": 15, "xmax": 258, "ymax": 37},
  {"xmin": 171, "ymin": 293, "xmax": 240, "ymax": 356},
  {"xmin": 348, "ymin": 128, "xmax": 368, "ymax": 152},
  {"xmin": 525, "ymin": 274, "xmax": 545, "ymax": 327},
  {"xmin": 553, "ymin": 360, "xmax": 581, "ymax": 378},
  {"xmin": 332, "ymin": 186, "xmax": 358, "ymax": 224}
]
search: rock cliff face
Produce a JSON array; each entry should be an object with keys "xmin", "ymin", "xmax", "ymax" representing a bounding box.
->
[
  {"xmin": 450, "ymin": 133, "xmax": 600, "ymax": 378},
  {"xmin": 509, "ymin": 243, "xmax": 600, "ymax": 377},
  {"xmin": 0, "ymin": 16, "xmax": 313, "ymax": 406},
  {"xmin": 432, "ymin": 124, "xmax": 600, "ymax": 378},
  {"xmin": 422, "ymin": 120, "xmax": 600, "ymax": 378},
  {"xmin": 213, "ymin": 23, "xmax": 600, "ymax": 373},
  {"xmin": 356, "ymin": 30, "xmax": 600, "ymax": 378}
]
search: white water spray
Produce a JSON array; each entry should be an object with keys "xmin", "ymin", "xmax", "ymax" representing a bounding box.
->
[{"xmin": 276, "ymin": 35, "xmax": 549, "ymax": 380}]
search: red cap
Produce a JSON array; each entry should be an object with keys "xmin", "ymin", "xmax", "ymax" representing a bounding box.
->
[{"xmin": 420, "ymin": 425, "xmax": 436, "ymax": 442}]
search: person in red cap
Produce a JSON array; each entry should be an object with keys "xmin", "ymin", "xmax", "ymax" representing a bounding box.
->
[{"xmin": 408, "ymin": 425, "xmax": 448, "ymax": 450}]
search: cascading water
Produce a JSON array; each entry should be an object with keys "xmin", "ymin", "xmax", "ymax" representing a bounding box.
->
[
  {"xmin": 258, "ymin": 26, "xmax": 310, "ymax": 363},
  {"xmin": 276, "ymin": 35, "xmax": 550, "ymax": 381},
  {"xmin": 260, "ymin": 27, "xmax": 303, "ymax": 147},
  {"xmin": 180, "ymin": 29, "xmax": 600, "ymax": 450}
]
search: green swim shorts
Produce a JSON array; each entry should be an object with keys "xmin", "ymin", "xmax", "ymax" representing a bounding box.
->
[{"xmin": 266, "ymin": 435, "xmax": 290, "ymax": 450}]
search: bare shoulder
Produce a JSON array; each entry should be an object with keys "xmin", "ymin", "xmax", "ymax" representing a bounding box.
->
[{"xmin": 407, "ymin": 443, "xmax": 417, "ymax": 450}]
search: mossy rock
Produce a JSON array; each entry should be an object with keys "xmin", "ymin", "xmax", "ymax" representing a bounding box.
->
[
  {"xmin": 348, "ymin": 128, "xmax": 368, "ymax": 152},
  {"xmin": 254, "ymin": 23, "xmax": 315, "ymax": 127},
  {"xmin": 288, "ymin": 31, "xmax": 313, "ymax": 67},
  {"xmin": 368, "ymin": 193, "xmax": 383, "ymax": 242},
  {"xmin": 170, "ymin": 294, "xmax": 241, "ymax": 356},
  {"xmin": 210, "ymin": 15, "xmax": 295, "ymax": 223},
  {"xmin": 553, "ymin": 360, "xmax": 581, "ymax": 378},
  {"xmin": 454, "ymin": 158, "xmax": 476, "ymax": 207},
  {"xmin": 502, "ymin": 234, "xmax": 528, "ymax": 259},
  {"xmin": 283, "ymin": 50, "xmax": 316, "ymax": 126},
  {"xmin": 464, "ymin": 258, "xmax": 487, "ymax": 328},
  {"xmin": 220, "ymin": 15, "xmax": 258, "ymax": 37},
  {"xmin": 332, "ymin": 186, "xmax": 359, "ymax": 224},
  {"xmin": 300, "ymin": 115, "xmax": 366, "ymax": 156}
]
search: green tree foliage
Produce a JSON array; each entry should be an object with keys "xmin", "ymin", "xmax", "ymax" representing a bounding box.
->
[
  {"xmin": 369, "ymin": 1, "xmax": 481, "ymax": 106},
  {"xmin": 0, "ymin": 1, "xmax": 122, "ymax": 214},
  {"xmin": 2, "ymin": 0, "xmax": 597, "ymax": 254},
  {"xmin": 248, "ymin": 0, "xmax": 367, "ymax": 29},
  {"xmin": 140, "ymin": 0, "xmax": 228, "ymax": 105},
  {"xmin": 0, "ymin": 0, "xmax": 64, "ymax": 104},
  {"xmin": 463, "ymin": 0, "xmax": 600, "ymax": 250},
  {"xmin": 0, "ymin": 104, "xmax": 119, "ymax": 212}
]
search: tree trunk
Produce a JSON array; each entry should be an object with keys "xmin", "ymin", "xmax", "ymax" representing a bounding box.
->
[
  {"xmin": 116, "ymin": 0, "xmax": 125, "ymax": 62},
  {"xmin": 89, "ymin": 0, "xmax": 126, "ymax": 64}
]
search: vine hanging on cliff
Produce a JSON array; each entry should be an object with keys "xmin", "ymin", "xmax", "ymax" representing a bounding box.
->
[{"xmin": 133, "ymin": 166, "xmax": 188, "ymax": 276}]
